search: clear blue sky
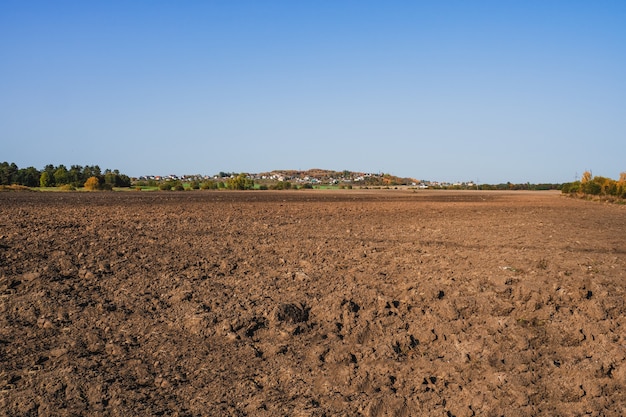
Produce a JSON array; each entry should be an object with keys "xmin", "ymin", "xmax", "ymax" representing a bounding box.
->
[{"xmin": 1, "ymin": 1, "xmax": 625, "ymax": 183}]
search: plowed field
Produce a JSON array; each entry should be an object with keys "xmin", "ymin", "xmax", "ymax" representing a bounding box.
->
[{"xmin": 1, "ymin": 190, "xmax": 625, "ymax": 416}]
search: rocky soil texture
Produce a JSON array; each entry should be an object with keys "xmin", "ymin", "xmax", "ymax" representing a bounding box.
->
[{"xmin": 1, "ymin": 190, "xmax": 625, "ymax": 416}]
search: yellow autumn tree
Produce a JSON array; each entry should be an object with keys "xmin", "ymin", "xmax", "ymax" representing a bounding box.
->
[
  {"xmin": 618, "ymin": 172, "xmax": 626, "ymax": 198},
  {"xmin": 84, "ymin": 176, "xmax": 100, "ymax": 191},
  {"xmin": 580, "ymin": 171, "xmax": 592, "ymax": 184}
]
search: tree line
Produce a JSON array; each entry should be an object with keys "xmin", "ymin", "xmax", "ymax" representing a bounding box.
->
[
  {"xmin": 0, "ymin": 162, "xmax": 131, "ymax": 189},
  {"xmin": 561, "ymin": 171, "xmax": 626, "ymax": 199},
  {"xmin": 439, "ymin": 182, "xmax": 562, "ymax": 191}
]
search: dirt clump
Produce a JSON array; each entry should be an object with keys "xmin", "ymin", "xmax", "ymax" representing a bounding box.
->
[{"xmin": 1, "ymin": 190, "xmax": 625, "ymax": 416}]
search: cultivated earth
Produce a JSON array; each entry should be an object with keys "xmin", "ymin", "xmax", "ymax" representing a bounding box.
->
[{"xmin": 1, "ymin": 190, "xmax": 625, "ymax": 416}]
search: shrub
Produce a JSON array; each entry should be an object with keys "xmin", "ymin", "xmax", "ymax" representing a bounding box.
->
[
  {"xmin": 581, "ymin": 181, "xmax": 601, "ymax": 195},
  {"xmin": 563, "ymin": 172, "xmax": 626, "ymax": 201},
  {"xmin": 227, "ymin": 173, "xmax": 254, "ymax": 190},
  {"xmin": 0, "ymin": 184, "xmax": 32, "ymax": 191},
  {"xmin": 84, "ymin": 176, "xmax": 100, "ymax": 191},
  {"xmin": 200, "ymin": 181, "xmax": 218, "ymax": 190},
  {"xmin": 271, "ymin": 181, "xmax": 291, "ymax": 190},
  {"xmin": 159, "ymin": 182, "xmax": 172, "ymax": 191}
]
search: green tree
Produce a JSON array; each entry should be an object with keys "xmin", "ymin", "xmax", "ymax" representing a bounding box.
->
[
  {"xmin": 117, "ymin": 174, "xmax": 131, "ymax": 187},
  {"xmin": 68, "ymin": 165, "xmax": 83, "ymax": 187},
  {"xmin": 102, "ymin": 169, "xmax": 131, "ymax": 188},
  {"xmin": 54, "ymin": 165, "xmax": 69, "ymax": 185},
  {"xmin": 104, "ymin": 171, "xmax": 117, "ymax": 187},
  {"xmin": 42, "ymin": 164, "xmax": 56, "ymax": 186},
  {"xmin": 0, "ymin": 162, "xmax": 18, "ymax": 185},
  {"xmin": 82, "ymin": 165, "xmax": 101, "ymax": 180},
  {"xmin": 40, "ymin": 171, "xmax": 52, "ymax": 187},
  {"xmin": 16, "ymin": 166, "xmax": 40, "ymax": 187}
]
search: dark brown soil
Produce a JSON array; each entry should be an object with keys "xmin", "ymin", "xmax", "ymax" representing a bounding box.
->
[{"xmin": 1, "ymin": 190, "xmax": 625, "ymax": 416}]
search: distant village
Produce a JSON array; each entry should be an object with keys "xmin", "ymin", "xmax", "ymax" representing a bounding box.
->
[{"xmin": 135, "ymin": 169, "xmax": 465, "ymax": 188}]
